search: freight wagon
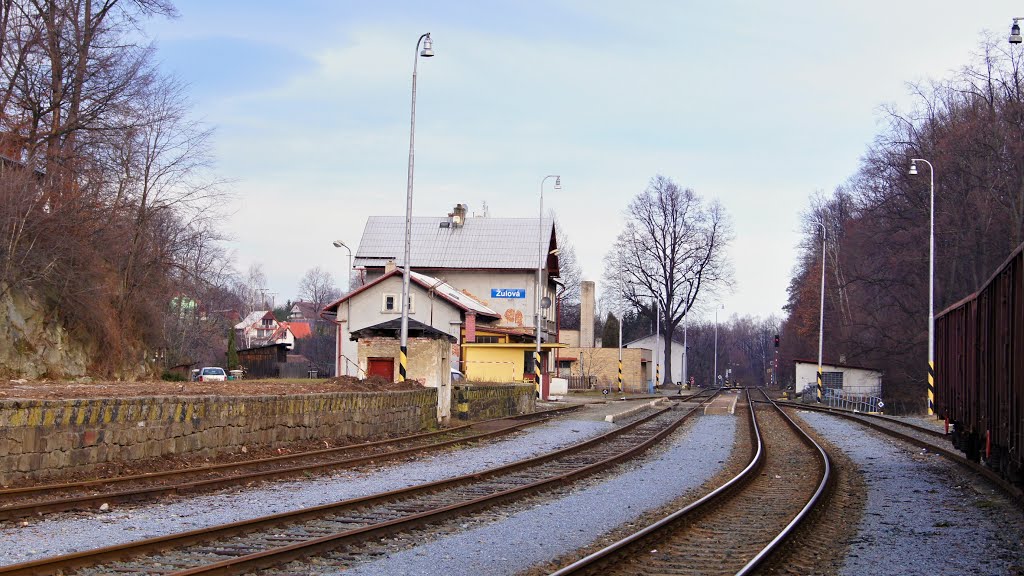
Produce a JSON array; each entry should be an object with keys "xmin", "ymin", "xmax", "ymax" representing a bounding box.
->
[{"xmin": 935, "ymin": 242, "xmax": 1024, "ymax": 483}]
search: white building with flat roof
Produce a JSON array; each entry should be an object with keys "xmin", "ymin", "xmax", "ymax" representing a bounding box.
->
[{"xmin": 794, "ymin": 360, "xmax": 882, "ymax": 397}]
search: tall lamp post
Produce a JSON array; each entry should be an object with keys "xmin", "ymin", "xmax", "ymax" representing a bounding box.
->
[
  {"xmin": 535, "ymin": 175, "xmax": 561, "ymax": 399},
  {"xmin": 812, "ymin": 220, "xmax": 826, "ymax": 403},
  {"xmin": 398, "ymin": 33, "xmax": 434, "ymax": 382},
  {"xmin": 653, "ymin": 296, "xmax": 660, "ymax": 391},
  {"xmin": 332, "ymin": 240, "xmax": 353, "ymax": 377},
  {"xmin": 909, "ymin": 158, "xmax": 935, "ymax": 415},
  {"xmin": 618, "ymin": 313, "xmax": 624, "ymax": 395},
  {"xmin": 682, "ymin": 313, "xmax": 688, "ymax": 388},
  {"xmin": 714, "ymin": 304, "xmax": 724, "ymax": 387},
  {"xmin": 332, "ymin": 240, "xmax": 352, "ymax": 293}
]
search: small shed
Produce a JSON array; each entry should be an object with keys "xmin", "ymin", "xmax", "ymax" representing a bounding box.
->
[
  {"xmin": 793, "ymin": 359, "xmax": 882, "ymax": 397},
  {"xmin": 236, "ymin": 343, "xmax": 289, "ymax": 379}
]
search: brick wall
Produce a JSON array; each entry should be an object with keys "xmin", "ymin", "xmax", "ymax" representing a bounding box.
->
[
  {"xmin": 0, "ymin": 390, "xmax": 438, "ymax": 485},
  {"xmin": 452, "ymin": 384, "xmax": 535, "ymax": 420}
]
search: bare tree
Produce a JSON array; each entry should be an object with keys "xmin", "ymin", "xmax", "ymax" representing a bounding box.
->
[
  {"xmin": 298, "ymin": 266, "xmax": 340, "ymax": 319},
  {"xmin": 603, "ymin": 175, "xmax": 733, "ymax": 385}
]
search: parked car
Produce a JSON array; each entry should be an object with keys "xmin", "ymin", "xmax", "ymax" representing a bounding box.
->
[
  {"xmin": 451, "ymin": 368, "xmax": 465, "ymax": 382},
  {"xmin": 198, "ymin": 367, "xmax": 227, "ymax": 382}
]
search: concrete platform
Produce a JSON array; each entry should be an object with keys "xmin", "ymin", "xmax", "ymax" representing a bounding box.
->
[
  {"xmin": 538, "ymin": 396, "xmax": 669, "ymax": 423},
  {"xmin": 704, "ymin": 391, "xmax": 739, "ymax": 415}
]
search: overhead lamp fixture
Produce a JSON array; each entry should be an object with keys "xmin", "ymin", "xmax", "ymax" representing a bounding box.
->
[
  {"xmin": 554, "ymin": 176, "xmax": 561, "ymax": 190},
  {"xmin": 421, "ymin": 34, "xmax": 434, "ymax": 57},
  {"xmin": 1011, "ymin": 18, "xmax": 1023, "ymax": 44},
  {"xmin": 908, "ymin": 161, "xmax": 918, "ymax": 176}
]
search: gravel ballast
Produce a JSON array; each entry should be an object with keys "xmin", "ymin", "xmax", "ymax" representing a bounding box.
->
[
  {"xmin": 0, "ymin": 417, "xmax": 618, "ymax": 566},
  {"xmin": 335, "ymin": 414, "xmax": 737, "ymax": 576},
  {"xmin": 797, "ymin": 411, "xmax": 1024, "ymax": 576}
]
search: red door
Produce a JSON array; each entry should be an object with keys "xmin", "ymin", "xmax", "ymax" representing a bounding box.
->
[{"xmin": 367, "ymin": 357, "xmax": 395, "ymax": 381}]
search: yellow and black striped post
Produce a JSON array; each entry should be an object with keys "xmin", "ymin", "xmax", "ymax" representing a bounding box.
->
[
  {"xmin": 399, "ymin": 345, "xmax": 408, "ymax": 382},
  {"xmin": 927, "ymin": 360, "xmax": 935, "ymax": 415},
  {"xmin": 816, "ymin": 370, "xmax": 823, "ymax": 403},
  {"xmin": 656, "ymin": 364, "xmax": 660, "ymax": 388},
  {"xmin": 533, "ymin": 351, "xmax": 542, "ymax": 397},
  {"xmin": 618, "ymin": 359, "xmax": 623, "ymax": 393}
]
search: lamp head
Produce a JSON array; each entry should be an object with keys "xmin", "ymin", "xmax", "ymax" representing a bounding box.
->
[
  {"xmin": 333, "ymin": 240, "xmax": 348, "ymax": 249},
  {"xmin": 554, "ymin": 176, "xmax": 561, "ymax": 190},
  {"xmin": 1012, "ymin": 19, "xmax": 1022, "ymax": 44},
  {"xmin": 421, "ymin": 34, "xmax": 434, "ymax": 57},
  {"xmin": 908, "ymin": 161, "xmax": 918, "ymax": 176}
]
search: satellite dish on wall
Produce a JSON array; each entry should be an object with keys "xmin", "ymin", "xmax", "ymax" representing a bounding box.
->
[{"xmin": 540, "ymin": 296, "xmax": 552, "ymax": 309}]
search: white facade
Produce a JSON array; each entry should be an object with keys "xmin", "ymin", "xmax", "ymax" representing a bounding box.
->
[
  {"xmin": 794, "ymin": 361, "xmax": 882, "ymax": 396},
  {"xmin": 625, "ymin": 334, "xmax": 685, "ymax": 385}
]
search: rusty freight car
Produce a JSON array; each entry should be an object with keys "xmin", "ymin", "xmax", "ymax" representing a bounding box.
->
[{"xmin": 936, "ymin": 242, "xmax": 1024, "ymax": 483}]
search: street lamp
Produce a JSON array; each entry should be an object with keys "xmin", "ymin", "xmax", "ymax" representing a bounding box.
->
[
  {"xmin": 534, "ymin": 175, "xmax": 560, "ymax": 399},
  {"xmin": 812, "ymin": 220, "xmax": 826, "ymax": 403},
  {"xmin": 714, "ymin": 304, "xmax": 724, "ymax": 387},
  {"xmin": 682, "ymin": 312, "xmax": 688, "ymax": 388},
  {"xmin": 909, "ymin": 158, "xmax": 935, "ymax": 416},
  {"xmin": 618, "ymin": 313, "xmax": 624, "ymax": 395},
  {"xmin": 1011, "ymin": 18, "xmax": 1023, "ymax": 44},
  {"xmin": 399, "ymin": 33, "xmax": 434, "ymax": 383},
  {"xmin": 642, "ymin": 294, "xmax": 661, "ymax": 391},
  {"xmin": 332, "ymin": 240, "xmax": 352, "ymax": 293}
]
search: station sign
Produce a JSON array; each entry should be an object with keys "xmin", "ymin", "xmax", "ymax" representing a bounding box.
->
[{"xmin": 491, "ymin": 288, "xmax": 526, "ymax": 298}]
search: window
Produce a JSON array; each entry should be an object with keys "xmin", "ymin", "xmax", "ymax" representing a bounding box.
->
[
  {"xmin": 821, "ymin": 372, "xmax": 844, "ymax": 389},
  {"xmin": 382, "ymin": 293, "xmax": 415, "ymax": 313},
  {"xmin": 475, "ymin": 335, "xmax": 500, "ymax": 344}
]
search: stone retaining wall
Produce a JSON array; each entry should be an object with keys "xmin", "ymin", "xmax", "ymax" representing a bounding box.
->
[
  {"xmin": 0, "ymin": 389, "xmax": 438, "ymax": 485},
  {"xmin": 453, "ymin": 384, "xmax": 535, "ymax": 420}
]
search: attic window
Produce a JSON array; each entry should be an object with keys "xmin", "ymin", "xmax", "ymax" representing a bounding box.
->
[
  {"xmin": 382, "ymin": 293, "xmax": 415, "ymax": 313},
  {"xmin": 439, "ymin": 221, "xmax": 451, "ymax": 228}
]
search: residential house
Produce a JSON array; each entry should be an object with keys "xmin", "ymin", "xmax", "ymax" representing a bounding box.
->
[
  {"xmin": 329, "ymin": 203, "xmax": 564, "ymax": 391},
  {"xmin": 235, "ymin": 311, "xmax": 297, "ymax": 350}
]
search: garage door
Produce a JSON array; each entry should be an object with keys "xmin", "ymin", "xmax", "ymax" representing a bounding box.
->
[{"xmin": 367, "ymin": 357, "xmax": 394, "ymax": 381}]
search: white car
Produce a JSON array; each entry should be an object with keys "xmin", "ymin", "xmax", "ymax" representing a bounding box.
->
[
  {"xmin": 198, "ymin": 367, "xmax": 227, "ymax": 382},
  {"xmin": 451, "ymin": 368, "xmax": 465, "ymax": 382}
]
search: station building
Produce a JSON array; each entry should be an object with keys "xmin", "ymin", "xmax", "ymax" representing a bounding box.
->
[{"xmin": 324, "ymin": 203, "xmax": 564, "ymax": 400}]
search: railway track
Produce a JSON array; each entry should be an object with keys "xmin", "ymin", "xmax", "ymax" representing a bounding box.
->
[
  {"xmin": 0, "ymin": 395, "xmax": 713, "ymax": 575},
  {"xmin": 778, "ymin": 397, "xmax": 1024, "ymax": 506},
  {"xmin": 0, "ymin": 405, "xmax": 582, "ymax": 522},
  {"xmin": 550, "ymin": 388, "xmax": 831, "ymax": 576}
]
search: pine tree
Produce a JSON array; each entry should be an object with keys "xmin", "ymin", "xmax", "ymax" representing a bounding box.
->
[
  {"xmin": 226, "ymin": 328, "xmax": 239, "ymax": 371},
  {"xmin": 601, "ymin": 313, "xmax": 619, "ymax": 348}
]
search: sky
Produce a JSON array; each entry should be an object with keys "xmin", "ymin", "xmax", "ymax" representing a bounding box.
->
[{"xmin": 146, "ymin": 1, "xmax": 1020, "ymax": 322}]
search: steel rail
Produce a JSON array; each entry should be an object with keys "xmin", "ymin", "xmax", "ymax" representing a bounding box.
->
[
  {"xmin": 550, "ymin": 388, "xmax": 831, "ymax": 576},
  {"xmin": 737, "ymin": 389, "xmax": 832, "ymax": 575},
  {"xmin": 774, "ymin": 397, "xmax": 947, "ymax": 439},
  {"xmin": 779, "ymin": 397, "xmax": 1024, "ymax": 508},
  {"xmin": 0, "ymin": 405, "xmax": 582, "ymax": 521},
  {"xmin": 165, "ymin": 399, "xmax": 712, "ymax": 576},
  {"xmin": 549, "ymin": 389, "xmax": 764, "ymax": 575},
  {"xmin": 0, "ymin": 397, "xmax": 709, "ymax": 576}
]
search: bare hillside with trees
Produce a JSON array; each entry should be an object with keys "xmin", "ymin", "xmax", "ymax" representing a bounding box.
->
[
  {"xmin": 784, "ymin": 36, "xmax": 1024, "ymax": 412},
  {"xmin": 0, "ymin": 0, "xmax": 233, "ymax": 376}
]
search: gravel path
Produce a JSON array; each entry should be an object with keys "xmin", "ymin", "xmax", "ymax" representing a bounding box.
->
[
  {"xmin": 334, "ymin": 414, "xmax": 737, "ymax": 576},
  {"xmin": 0, "ymin": 417, "xmax": 617, "ymax": 566},
  {"xmin": 798, "ymin": 412, "xmax": 1024, "ymax": 576}
]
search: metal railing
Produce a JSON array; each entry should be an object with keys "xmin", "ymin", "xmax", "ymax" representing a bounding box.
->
[{"xmin": 801, "ymin": 385, "xmax": 883, "ymax": 413}]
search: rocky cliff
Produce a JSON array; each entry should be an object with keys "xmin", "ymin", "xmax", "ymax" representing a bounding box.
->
[{"xmin": 0, "ymin": 286, "xmax": 91, "ymax": 379}]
